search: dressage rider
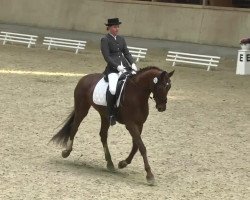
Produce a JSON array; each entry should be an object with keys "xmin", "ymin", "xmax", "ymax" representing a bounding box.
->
[{"xmin": 101, "ymin": 17, "xmax": 138, "ymax": 126}]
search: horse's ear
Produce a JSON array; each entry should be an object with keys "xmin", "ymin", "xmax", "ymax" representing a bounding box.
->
[
  {"xmin": 168, "ymin": 70, "xmax": 175, "ymax": 77},
  {"xmin": 160, "ymin": 71, "xmax": 167, "ymax": 80}
]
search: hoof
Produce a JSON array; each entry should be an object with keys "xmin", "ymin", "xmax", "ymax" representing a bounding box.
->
[
  {"xmin": 107, "ymin": 163, "xmax": 116, "ymax": 172},
  {"xmin": 118, "ymin": 160, "xmax": 128, "ymax": 169},
  {"xmin": 62, "ymin": 150, "xmax": 71, "ymax": 158},
  {"xmin": 147, "ymin": 176, "xmax": 156, "ymax": 186}
]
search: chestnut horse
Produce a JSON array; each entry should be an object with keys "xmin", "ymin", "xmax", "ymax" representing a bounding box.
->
[{"xmin": 51, "ymin": 66, "xmax": 174, "ymax": 185}]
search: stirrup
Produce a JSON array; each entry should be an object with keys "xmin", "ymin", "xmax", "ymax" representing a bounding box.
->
[{"xmin": 109, "ymin": 115, "xmax": 116, "ymax": 126}]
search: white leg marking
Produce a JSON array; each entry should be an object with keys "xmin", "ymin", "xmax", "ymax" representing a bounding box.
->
[{"xmin": 66, "ymin": 140, "xmax": 73, "ymax": 151}]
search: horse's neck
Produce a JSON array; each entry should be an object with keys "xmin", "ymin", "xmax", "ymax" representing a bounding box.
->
[{"xmin": 133, "ymin": 69, "xmax": 161, "ymax": 96}]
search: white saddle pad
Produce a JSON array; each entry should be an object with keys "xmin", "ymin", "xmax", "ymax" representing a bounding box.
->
[{"xmin": 93, "ymin": 77, "xmax": 126, "ymax": 107}]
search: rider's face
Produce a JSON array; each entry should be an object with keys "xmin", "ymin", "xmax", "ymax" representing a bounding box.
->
[{"xmin": 109, "ymin": 25, "xmax": 119, "ymax": 36}]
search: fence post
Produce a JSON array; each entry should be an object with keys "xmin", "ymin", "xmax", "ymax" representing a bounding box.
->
[
  {"xmin": 28, "ymin": 37, "xmax": 32, "ymax": 48},
  {"xmin": 75, "ymin": 42, "xmax": 80, "ymax": 54},
  {"xmin": 172, "ymin": 54, "xmax": 177, "ymax": 67},
  {"xmin": 48, "ymin": 38, "xmax": 52, "ymax": 50},
  {"xmin": 137, "ymin": 49, "xmax": 142, "ymax": 62},
  {"xmin": 3, "ymin": 33, "xmax": 8, "ymax": 45},
  {"xmin": 207, "ymin": 58, "xmax": 213, "ymax": 71}
]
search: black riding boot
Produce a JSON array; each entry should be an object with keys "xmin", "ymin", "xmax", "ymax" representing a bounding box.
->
[{"xmin": 106, "ymin": 90, "xmax": 116, "ymax": 126}]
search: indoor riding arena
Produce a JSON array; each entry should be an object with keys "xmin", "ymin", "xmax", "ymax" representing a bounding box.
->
[{"xmin": 0, "ymin": 0, "xmax": 249, "ymax": 199}]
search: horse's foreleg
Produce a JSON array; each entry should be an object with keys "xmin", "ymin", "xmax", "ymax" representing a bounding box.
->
[
  {"xmin": 126, "ymin": 124, "xmax": 155, "ymax": 185},
  {"xmin": 118, "ymin": 140, "xmax": 138, "ymax": 169},
  {"xmin": 99, "ymin": 116, "xmax": 115, "ymax": 171},
  {"xmin": 118, "ymin": 124, "xmax": 143, "ymax": 169}
]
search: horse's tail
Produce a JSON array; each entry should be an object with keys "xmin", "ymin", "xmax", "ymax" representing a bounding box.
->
[{"xmin": 50, "ymin": 110, "xmax": 75, "ymax": 147}]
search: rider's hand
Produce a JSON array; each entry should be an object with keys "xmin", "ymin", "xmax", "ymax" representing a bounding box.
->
[
  {"xmin": 117, "ymin": 65, "xmax": 126, "ymax": 73},
  {"xmin": 131, "ymin": 63, "xmax": 138, "ymax": 71}
]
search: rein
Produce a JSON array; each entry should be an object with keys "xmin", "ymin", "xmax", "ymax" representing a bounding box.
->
[{"xmin": 124, "ymin": 67, "xmax": 168, "ymax": 105}]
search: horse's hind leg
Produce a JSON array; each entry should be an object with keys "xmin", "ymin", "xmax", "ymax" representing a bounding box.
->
[
  {"xmin": 62, "ymin": 102, "xmax": 91, "ymax": 158},
  {"xmin": 99, "ymin": 116, "xmax": 115, "ymax": 171}
]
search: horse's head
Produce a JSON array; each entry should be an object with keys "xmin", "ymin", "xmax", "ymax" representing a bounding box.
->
[{"xmin": 152, "ymin": 70, "xmax": 174, "ymax": 112}]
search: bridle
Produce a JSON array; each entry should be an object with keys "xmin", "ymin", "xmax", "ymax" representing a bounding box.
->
[
  {"xmin": 152, "ymin": 80, "xmax": 171, "ymax": 105},
  {"xmin": 152, "ymin": 90, "xmax": 167, "ymax": 105}
]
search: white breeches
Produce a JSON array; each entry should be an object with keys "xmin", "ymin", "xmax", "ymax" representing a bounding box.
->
[{"xmin": 108, "ymin": 73, "xmax": 119, "ymax": 95}]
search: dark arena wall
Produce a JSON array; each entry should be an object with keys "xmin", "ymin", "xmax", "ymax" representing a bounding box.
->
[{"xmin": 0, "ymin": 0, "xmax": 249, "ymax": 47}]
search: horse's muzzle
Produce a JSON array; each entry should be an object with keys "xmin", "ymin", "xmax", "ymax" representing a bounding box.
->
[{"xmin": 156, "ymin": 104, "xmax": 166, "ymax": 112}]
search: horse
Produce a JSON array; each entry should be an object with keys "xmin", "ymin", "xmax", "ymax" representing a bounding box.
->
[{"xmin": 51, "ymin": 66, "xmax": 174, "ymax": 185}]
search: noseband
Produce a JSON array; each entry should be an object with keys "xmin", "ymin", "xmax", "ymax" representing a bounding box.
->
[
  {"xmin": 151, "ymin": 75, "xmax": 172, "ymax": 106},
  {"xmin": 152, "ymin": 84, "xmax": 167, "ymax": 105},
  {"xmin": 153, "ymin": 92, "xmax": 167, "ymax": 105}
]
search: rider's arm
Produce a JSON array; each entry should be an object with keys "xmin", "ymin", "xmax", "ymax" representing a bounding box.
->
[
  {"xmin": 101, "ymin": 37, "xmax": 119, "ymax": 70},
  {"xmin": 122, "ymin": 37, "xmax": 134, "ymax": 65}
]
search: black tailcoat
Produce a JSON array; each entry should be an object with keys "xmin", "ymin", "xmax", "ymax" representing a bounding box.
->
[{"xmin": 101, "ymin": 34, "xmax": 134, "ymax": 75}]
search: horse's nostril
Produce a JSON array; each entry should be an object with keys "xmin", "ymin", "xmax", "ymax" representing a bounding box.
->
[{"xmin": 157, "ymin": 106, "xmax": 164, "ymax": 112}]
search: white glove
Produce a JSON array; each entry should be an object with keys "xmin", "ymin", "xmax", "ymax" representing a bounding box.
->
[
  {"xmin": 131, "ymin": 63, "xmax": 138, "ymax": 71},
  {"xmin": 117, "ymin": 65, "xmax": 125, "ymax": 72}
]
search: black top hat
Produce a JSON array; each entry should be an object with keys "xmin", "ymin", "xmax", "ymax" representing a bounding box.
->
[{"xmin": 105, "ymin": 18, "xmax": 122, "ymax": 26}]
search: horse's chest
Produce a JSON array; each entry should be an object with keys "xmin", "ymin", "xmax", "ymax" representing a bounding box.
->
[{"xmin": 117, "ymin": 103, "xmax": 149, "ymax": 124}]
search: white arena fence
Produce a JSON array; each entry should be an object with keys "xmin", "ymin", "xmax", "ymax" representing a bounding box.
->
[
  {"xmin": 128, "ymin": 46, "xmax": 148, "ymax": 62},
  {"xmin": 0, "ymin": 31, "xmax": 38, "ymax": 48},
  {"xmin": 166, "ymin": 51, "xmax": 220, "ymax": 71},
  {"xmin": 43, "ymin": 36, "xmax": 87, "ymax": 54}
]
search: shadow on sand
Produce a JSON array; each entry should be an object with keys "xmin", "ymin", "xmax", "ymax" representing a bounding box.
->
[{"xmin": 49, "ymin": 157, "xmax": 151, "ymax": 186}]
